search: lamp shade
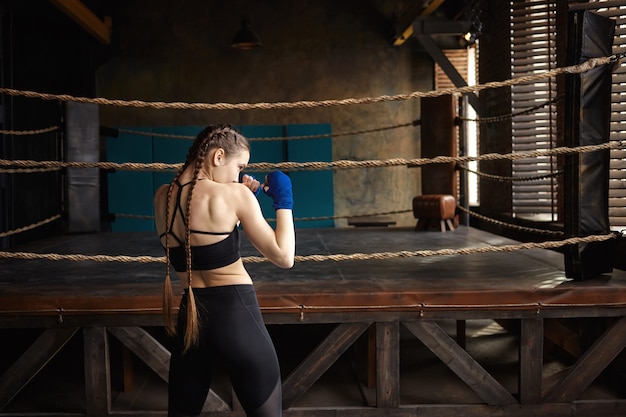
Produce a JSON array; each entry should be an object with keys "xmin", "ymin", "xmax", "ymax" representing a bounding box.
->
[{"xmin": 231, "ymin": 19, "xmax": 261, "ymax": 49}]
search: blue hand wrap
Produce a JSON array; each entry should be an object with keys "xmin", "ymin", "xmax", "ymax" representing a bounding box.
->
[{"xmin": 263, "ymin": 171, "xmax": 293, "ymax": 210}]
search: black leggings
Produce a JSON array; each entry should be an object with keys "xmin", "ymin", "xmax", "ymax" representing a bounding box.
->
[{"xmin": 168, "ymin": 285, "xmax": 282, "ymax": 417}]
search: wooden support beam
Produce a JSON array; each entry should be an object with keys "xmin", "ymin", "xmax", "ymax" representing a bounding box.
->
[
  {"xmin": 107, "ymin": 326, "xmax": 230, "ymax": 412},
  {"xmin": 415, "ymin": 33, "xmax": 482, "ymax": 115},
  {"xmin": 519, "ymin": 318, "xmax": 543, "ymax": 404},
  {"xmin": 403, "ymin": 320, "xmax": 517, "ymax": 405},
  {"xmin": 107, "ymin": 327, "xmax": 169, "ymax": 380},
  {"xmin": 83, "ymin": 327, "xmax": 111, "ymax": 416},
  {"xmin": 392, "ymin": 0, "xmax": 445, "ymax": 46},
  {"xmin": 544, "ymin": 317, "xmax": 626, "ymax": 403},
  {"xmin": 282, "ymin": 322, "xmax": 371, "ymax": 409},
  {"xmin": 0, "ymin": 327, "xmax": 78, "ymax": 410},
  {"xmin": 544, "ymin": 319, "xmax": 583, "ymax": 358},
  {"xmin": 376, "ymin": 322, "xmax": 399, "ymax": 408},
  {"xmin": 49, "ymin": 0, "xmax": 111, "ymax": 44}
]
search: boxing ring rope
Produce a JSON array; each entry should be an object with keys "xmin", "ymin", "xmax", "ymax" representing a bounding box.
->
[
  {"xmin": 0, "ymin": 214, "xmax": 62, "ymax": 238},
  {"xmin": 117, "ymin": 119, "xmax": 420, "ymax": 142},
  {"xmin": 458, "ymin": 94, "xmax": 564, "ymax": 124},
  {"xmin": 456, "ymin": 163, "xmax": 563, "ymax": 183},
  {"xmin": 0, "ymin": 125, "xmax": 60, "ymax": 136},
  {"xmin": 1, "ymin": 139, "xmax": 623, "ymax": 173},
  {"xmin": 0, "ymin": 56, "xmax": 614, "ymax": 110},
  {"xmin": 455, "ymin": 206, "xmax": 563, "ymax": 236},
  {"xmin": 0, "ymin": 233, "xmax": 618, "ymax": 265},
  {"xmin": 113, "ymin": 206, "xmax": 562, "ymax": 237},
  {"xmin": 0, "ymin": 55, "xmax": 624, "ymax": 266},
  {"xmin": 115, "ymin": 208, "xmax": 414, "ymax": 224},
  {"xmin": 0, "ymin": 126, "xmax": 63, "ymax": 175}
]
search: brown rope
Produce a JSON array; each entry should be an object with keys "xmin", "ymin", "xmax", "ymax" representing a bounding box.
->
[
  {"xmin": 115, "ymin": 213, "xmax": 155, "ymax": 220},
  {"xmin": 118, "ymin": 121, "xmax": 417, "ymax": 142},
  {"xmin": 0, "ymin": 214, "xmax": 62, "ymax": 238},
  {"xmin": 0, "ymin": 251, "xmax": 166, "ymax": 263},
  {"xmin": 2, "ymin": 140, "xmax": 623, "ymax": 173},
  {"xmin": 0, "ymin": 125, "xmax": 60, "ymax": 136},
  {"xmin": 0, "ymin": 167, "xmax": 63, "ymax": 174},
  {"xmin": 281, "ymin": 234, "xmax": 616, "ymax": 263},
  {"xmin": 458, "ymin": 95, "xmax": 564, "ymax": 124},
  {"xmin": 275, "ymin": 209, "xmax": 413, "ymax": 222},
  {"xmin": 115, "ymin": 209, "xmax": 413, "ymax": 223},
  {"xmin": 0, "ymin": 233, "xmax": 615, "ymax": 264},
  {"xmin": 456, "ymin": 164, "xmax": 563, "ymax": 182},
  {"xmin": 456, "ymin": 206, "xmax": 563, "ymax": 236},
  {"xmin": 118, "ymin": 128, "xmax": 194, "ymax": 140},
  {"xmin": 0, "ymin": 57, "xmax": 611, "ymax": 111},
  {"xmin": 0, "ymin": 159, "xmax": 182, "ymax": 171},
  {"xmin": 249, "ymin": 121, "xmax": 417, "ymax": 141}
]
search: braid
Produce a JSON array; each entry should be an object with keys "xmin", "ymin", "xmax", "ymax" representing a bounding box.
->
[
  {"xmin": 162, "ymin": 165, "xmax": 187, "ymax": 336},
  {"xmin": 182, "ymin": 137, "xmax": 212, "ymax": 352},
  {"xmin": 162, "ymin": 181, "xmax": 175, "ymax": 336}
]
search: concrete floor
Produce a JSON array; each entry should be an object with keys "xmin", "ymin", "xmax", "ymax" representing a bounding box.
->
[{"xmin": 2, "ymin": 319, "xmax": 624, "ymax": 414}]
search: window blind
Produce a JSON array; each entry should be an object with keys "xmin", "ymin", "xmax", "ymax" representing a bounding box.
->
[
  {"xmin": 510, "ymin": 0, "xmax": 558, "ymax": 221},
  {"xmin": 510, "ymin": 0, "xmax": 626, "ymax": 229}
]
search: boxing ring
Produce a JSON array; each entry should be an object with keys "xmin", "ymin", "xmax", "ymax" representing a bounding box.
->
[
  {"xmin": 1, "ymin": 225, "xmax": 626, "ymax": 416},
  {"xmin": 1, "ymin": 27, "xmax": 626, "ymax": 414}
]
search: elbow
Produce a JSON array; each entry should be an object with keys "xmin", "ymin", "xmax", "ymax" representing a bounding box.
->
[
  {"xmin": 278, "ymin": 258, "xmax": 294, "ymax": 269},
  {"xmin": 275, "ymin": 254, "xmax": 295, "ymax": 269}
]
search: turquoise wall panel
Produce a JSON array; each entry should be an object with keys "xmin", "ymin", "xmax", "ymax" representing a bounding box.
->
[
  {"xmin": 106, "ymin": 124, "xmax": 333, "ymax": 231},
  {"xmin": 287, "ymin": 124, "xmax": 334, "ymax": 228},
  {"xmin": 238, "ymin": 125, "xmax": 286, "ymax": 220},
  {"xmin": 106, "ymin": 128, "xmax": 155, "ymax": 231}
]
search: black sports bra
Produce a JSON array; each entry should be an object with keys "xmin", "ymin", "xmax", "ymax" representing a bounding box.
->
[{"xmin": 160, "ymin": 180, "xmax": 241, "ymax": 272}]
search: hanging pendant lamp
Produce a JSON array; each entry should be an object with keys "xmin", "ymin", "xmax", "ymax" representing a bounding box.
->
[{"xmin": 231, "ymin": 19, "xmax": 262, "ymax": 50}]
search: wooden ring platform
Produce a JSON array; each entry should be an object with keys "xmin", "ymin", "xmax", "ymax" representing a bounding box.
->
[{"xmin": 1, "ymin": 227, "xmax": 625, "ymax": 416}]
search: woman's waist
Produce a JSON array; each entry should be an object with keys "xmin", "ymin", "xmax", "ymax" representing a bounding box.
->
[
  {"xmin": 182, "ymin": 283, "xmax": 259, "ymax": 310},
  {"xmin": 176, "ymin": 262, "xmax": 252, "ymax": 288}
]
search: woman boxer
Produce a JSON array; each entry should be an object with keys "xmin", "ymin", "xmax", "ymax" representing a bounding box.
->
[{"xmin": 154, "ymin": 124, "xmax": 295, "ymax": 417}]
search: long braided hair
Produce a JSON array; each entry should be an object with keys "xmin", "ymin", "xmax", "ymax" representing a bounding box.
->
[{"xmin": 162, "ymin": 125, "xmax": 250, "ymax": 351}]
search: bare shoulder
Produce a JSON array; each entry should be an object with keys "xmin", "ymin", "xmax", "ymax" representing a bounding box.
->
[
  {"xmin": 228, "ymin": 182, "xmax": 263, "ymax": 219},
  {"xmin": 236, "ymin": 182, "xmax": 259, "ymax": 202},
  {"xmin": 154, "ymin": 184, "xmax": 169, "ymax": 203}
]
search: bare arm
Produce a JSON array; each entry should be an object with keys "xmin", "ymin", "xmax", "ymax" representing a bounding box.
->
[
  {"xmin": 269, "ymin": 208, "xmax": 295, "ymax": 268},
  {"xmin": 236, "ymin": 185, "xmax": 295, "ymax": 268}
]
